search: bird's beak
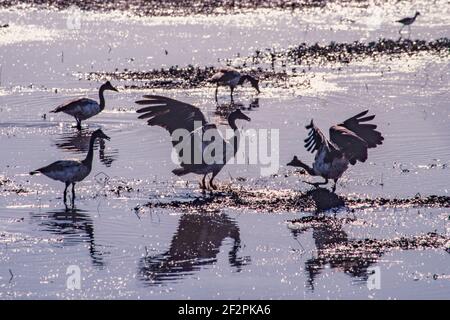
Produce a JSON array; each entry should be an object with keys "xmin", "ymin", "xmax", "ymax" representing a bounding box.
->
[
  {"xmin": 103, "ymin": 134, "xmax": 111, "ymax": 141},
  {"xmin": 111, "ymin": 86, "xmax": 119, "ymax": 92},
  {"xmin": 243, "ymin": 114, "xmax": 251, "ymax": 122}
]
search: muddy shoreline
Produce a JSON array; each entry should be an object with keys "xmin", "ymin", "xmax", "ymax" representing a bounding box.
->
[
  {"xmin": 3, "ymin": 173, "xmax": 449, "ymax": 213},
  {"xmin": 139, "ymin": 186, "xmax": 450, "ymax": 213},
  {"xmin": 86, "ymin": 66, "xmax": 305, "ymax": 90},
  {"xmin": 86, "ymin": 38, "xmax": 450, "ymax": 90},
  {"xmin": 248, "ymin": 38, "xmax": 450, "ymax": 66},
  {"xmin": 288, "ymin": 214, "xmax": 449, "ymax": 252}
]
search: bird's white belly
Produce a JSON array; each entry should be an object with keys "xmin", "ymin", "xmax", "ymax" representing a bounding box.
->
[
  {"xmin": 313, "ymin": 151, "xmax": 349, "ymax": 180},
  {"xmin": 65, "ymin": 103, "xmax": 101, "ymax": 120}
]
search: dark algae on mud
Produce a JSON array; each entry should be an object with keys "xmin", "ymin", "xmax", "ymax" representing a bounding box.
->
[
  {"xmin": 140, "ymin": 186, "xmax": 450, "ymax": 213},
  {"xmin": 86, "ymin": 38, "xmax": 450, "ymax": 90}
]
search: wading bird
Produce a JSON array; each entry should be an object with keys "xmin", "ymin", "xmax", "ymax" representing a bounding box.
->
[
  {"xmin": 30, "ymin": 129, "xmax": 110, "ymax": 204},
  {"xmin": 209, "ymin": 67, "xmax": 260, "ymax": 102},
  {"xmin": 287, "ymin": 110, "xmax": 384, "ymax": 192},
  {"xmin": 51, "ymin": 81, "xmax": 118, "ymax": 130},
  {"xmin": 136, "ymin": 95, "xmax": 251, "ymax": 190},
  {"xmin": 396, "ymin": 11, "xmax": 420, "ymax": 34}
]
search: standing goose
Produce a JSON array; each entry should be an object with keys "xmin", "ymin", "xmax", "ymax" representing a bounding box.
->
[
  {"xmin": 30, "ymin": 129, "xmax": 110, "ymax": 204},
  {"xmin": 209, "ymin": 67, "xmax": 260, "ymax": 102},
  {"xmin": 396, "ymin": 11, "xmax": 420, "ymax": 34},
  {"xmin": 51, "ymin": 81, "xmax": 118, "ymax": 130},
  {"xmin": 287, "ymin": 110, "xmax": 384, "ymax": 192},
  {"xmin": 136, "ymin": 95, "xmax": 251, "ymax": 190}
]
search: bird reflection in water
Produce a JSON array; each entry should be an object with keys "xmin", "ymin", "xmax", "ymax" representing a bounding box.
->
[
  {"xmin": 30, "ymin": 207, "xmax": 107, "ymax": 267},
  {"xmin": 53, "ymin": 129, "xmax": 118, "ymax": 167},
  {"xmin": 214, "ymin": 98, "xmax": 260, "ymax": 123},
  {"xmin": 290, "ymin": 188, "xmax": 381, "ymax": 290},
  {"xmin": 138, "ymin": 213, "xmax": 250, "ymax": 285}
]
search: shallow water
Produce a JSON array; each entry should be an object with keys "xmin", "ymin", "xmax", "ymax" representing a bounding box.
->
[{"xmin": 0, "ymin": 2, "xmax": 449, "ymax": 299}]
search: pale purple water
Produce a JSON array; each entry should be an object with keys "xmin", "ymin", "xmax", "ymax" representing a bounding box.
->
[{"xmin": 0, "ymin": 1, "xmax": 449, "ymax": 299}]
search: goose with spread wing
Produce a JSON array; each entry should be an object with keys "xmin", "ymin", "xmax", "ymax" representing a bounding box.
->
[
  {"xmin": 287, "ymin": 110, "xmax": 384, "ymax": 192},
  {"xmin": 51, "ymin": 81, "xmax": 118, "ymax": 130},
  {"xmin": 136, "ymin": 95, "xmax": 251, "ymax": 190},
  {"xmin": 30, "ymin": 129, "xmax": 110, "ymax": 204},
  {"xmin": 209, "ymin": 67, "xmax": 260, "ymax": 102}
]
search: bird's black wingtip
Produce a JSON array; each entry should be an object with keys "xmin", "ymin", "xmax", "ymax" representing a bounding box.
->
[{"xmin": 354, "ymin": 110, "xmax": 369, "ymax": 118}]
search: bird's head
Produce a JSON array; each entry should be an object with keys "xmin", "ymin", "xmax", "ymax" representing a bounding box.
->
[
  {"xmin": 92, "ymin": 129, "xmax": 111, "ymax": 141},
  {"xmin": 240, "ymin": 74, "xmax": 260, "ymax": 94},
  {"xmin": 287, "ymin": 156, "xmax": 302, "ymax": 167},
  {"xmin": 229, "ymin": 109, "xmax": 251, "ymax": 122},
  {"xmin": 103, "ymin": 81, "xmax": 119, "ymax": 92},
  {"xmin": 415, "ymin": 11, "xmax": 421, "ymax": 16}
]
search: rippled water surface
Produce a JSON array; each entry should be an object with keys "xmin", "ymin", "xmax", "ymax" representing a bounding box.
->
[{"xmin": 0, "ymin": 1, "xmax": 449, "ymax": 299}]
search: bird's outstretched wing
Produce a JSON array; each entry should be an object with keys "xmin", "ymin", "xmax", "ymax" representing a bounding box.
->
[
  {"xmin": 51, "ymin": 98, "xmax": 94, "ymax": 113},
  {"xmin": 136, "ymin": 95, "xmax": 207, "ymax": 135},
  {"xmin": 304, "ymin": 120, "xmax": 340, "ymax": 162},
  {"xmin": 330, "ymin": 110, "xmax": 384, "ymax": 165},
  {"xmin": 337, "ymin": 110, "xmax": 384, "ymax": 148}
]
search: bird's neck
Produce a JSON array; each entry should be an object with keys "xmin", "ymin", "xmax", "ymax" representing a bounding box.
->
[
  {"xmin": 83, "ymin": 135, "xmax": 96, "ymax": 167},
  {"xmin": 238, "ymin": 74, "xmax": 247, "ymax": 85},
  {"xmin": 99, "ymin": 86, "xmax": 106, "ymax": 110},
  {"xmin": 290, "ymin": 159, "xmax": 315, "ymax": 176},
  {"xmin": 227, "ymin": 118, "xmax": 240, "ymax": 156},
  {"xmin": 238, "ymin": 74, "xmax": 253, "ymax": 85},
  {"xmin": 228, "ymin": 116, "xmax": 238, "ymax": 131}
]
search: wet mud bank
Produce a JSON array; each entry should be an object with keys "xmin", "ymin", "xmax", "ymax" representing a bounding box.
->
[
  {"xmin": 318, "ymin": 232, "xmax": 449, "ymax": 253},
  {"xmin": 0, "ymin": 175, "xmax": 29, "ymax": 195},
  {"xmin": 247, "ymin": 38, "xmax": 450, "ymax": 66},
  {"xmin": 86, "ymin": 38, "xmax": 450, "ymax": 90},
  {"xmin": 139, "ymin": 186, "xmax": 450, "ymax": 213},
  {"xmin": 289, "ymin": 215, "xmax": 449, "ymax": 253},
  {"xmin": 289, "ymin": 216, "xmax": 449, "ymax": 280},
  {"xmin": 86, "ymin": 66, "xmax": 302, "ymax": 90}
]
